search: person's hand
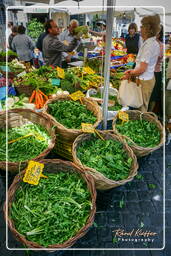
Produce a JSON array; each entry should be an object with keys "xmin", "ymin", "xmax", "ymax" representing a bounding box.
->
[
  {"xmin": 122, "ymin": 69, "xmax": 133, "ymax": 80},
  {"xmin": 65, "ymin": 55, "xmax": 71, "ymax": 63},
  {"xmin": 74, "ymin": 32, "xmax": 82, "ymax": 40}
]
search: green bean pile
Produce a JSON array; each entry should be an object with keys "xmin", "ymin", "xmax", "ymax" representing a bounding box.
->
[
  {"xmin": 10, "ymin": 171, "xmax": 92, "ymax": 247},
  {"xmin": 0, "ymin": 123, "xmax": 51, "ymax": 162},
  {"xmin": 115, "ymin": 119, "xmax": 161, "ymax": 147}
]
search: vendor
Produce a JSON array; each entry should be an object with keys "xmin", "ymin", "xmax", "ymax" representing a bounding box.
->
[
  {"xmin": 123, "ymin": 14, "xmax": 161, "ymax": 112},
  {"xmin": 58, "ymin": 19, "xmax": 80, "ymax": 66},
  {"xmin": 42, "ymin": 20, "xmax": 80, "ymax": 67}
]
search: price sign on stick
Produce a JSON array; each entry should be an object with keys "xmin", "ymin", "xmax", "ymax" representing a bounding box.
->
[
  {"xmin": 56, "ymin": 66, "xmax": 65, "ymax": 79},
  {"xmin": 118, "ymin": 111, "xmax": 129, "ymax": 122},
  {"xmin": 70, "ymin": 91, "xmax": 85, "ymax": 102},
  {"xmin": 23, "ymin": 161, "xmax": 47, "ymax": 185},
  {"xmin": 83, "ymin": 67, "xmax": 95, "ymax": 74},
  {"xmin": 81, "ymin": 123, "xmax": 95, "ymax": 133},
  {"xmin": 81, "ymin": 123, "xmax": 105, "ymax": 140}
]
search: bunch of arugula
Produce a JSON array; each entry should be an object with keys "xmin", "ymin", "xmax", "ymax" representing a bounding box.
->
[{"xmin": 77, "ymin": 137, "xmax": 132, "ymax": 180}]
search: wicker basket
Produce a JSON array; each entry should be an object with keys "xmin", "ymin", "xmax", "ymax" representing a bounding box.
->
[
  {"xmin": 112, "ymin": 110, "xmax": 164, "ymax": 157},
  {"xmin": 43, "ymin": 94, "xmax": 102, "ymax": 143},
  {"xmin": 0, "ymin": 109, "xmax": 56, "ymax": 172},
  {"xmin": 15, "ymin": 84, "xmax": 34, "ymax": 97},
  {"xmin": 72, "ymin": 131, "xmax": 138, "ymax": 190},
  {"xmin": 4, "ymin": 159, "xmax": 96, "ymax": 250}
]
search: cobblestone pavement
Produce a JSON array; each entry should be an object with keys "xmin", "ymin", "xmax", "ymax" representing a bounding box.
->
[{"xmin": 0, "ymin": 142, "xmax": 170, "ymax": 256}]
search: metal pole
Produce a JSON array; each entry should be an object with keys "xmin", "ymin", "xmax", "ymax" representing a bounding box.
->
[{"xmin": 102, "ymin": 0, "xmax": 115, "ymax": 129}]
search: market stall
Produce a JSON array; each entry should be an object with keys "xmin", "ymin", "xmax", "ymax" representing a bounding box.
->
[{"xmin": 0, "ymin": 1, "xmax": 165, "ymax": 250}]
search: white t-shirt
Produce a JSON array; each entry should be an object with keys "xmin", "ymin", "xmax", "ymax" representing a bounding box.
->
[{"xmin": 135, "ymin": 37, "xmax": 160, "ymax": 80}]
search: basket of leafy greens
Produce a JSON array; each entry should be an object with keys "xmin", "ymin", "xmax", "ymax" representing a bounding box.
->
[
  {"xmin": 4, "ymin": 159, "xmax": 96, "ymax": 249},
  {"xmin": 43, "ymin": 94, "xmax": 102, "ymax": 142},
  {"xmin": 72, "ymin": 131, "xmax": 138, "ymax": 190},
  {"xmin": 0, "ymin": 109, "xmax": 56, "ymax": 172},
  {"xmin": 113, "ymin": 110, "xmax": 164, "ymax": 157}
]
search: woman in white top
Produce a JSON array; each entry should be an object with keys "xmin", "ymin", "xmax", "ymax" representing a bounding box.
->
[{"xmin": 124, "ymin": 14, "xmax": 161, "ymax": 112}]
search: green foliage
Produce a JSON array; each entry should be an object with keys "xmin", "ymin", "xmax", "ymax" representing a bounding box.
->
[
  {"xmin": 10, "ymin": 171, "xmax": 91, "ymax": 247},
  {"xmin": 13, "ymin": 67, "xmax": 57, "ymax": 95},
  {"xmin": 77, "ymin": 138, "xmax": 132, "ymax": 180},
  {"xmin": 0, "ymin": 50, "xmax": 18, "ymax": 57},
  {"xmin": 48, "ymin": 100, "xmax": 97, "ymax": 129},
  {"xmin": 148, "ymin": 183, "xmax": 157, "ymax": 189},
  {"xmin": 27, "ymin": 18, "xmax": 44, "ymax": 39},
  {"xmin": 0, "ymin": 123, "xmax": 51, "ymax": 162},
  {"xmin": 116, "ymin": 119, "xmax": 161, "ymax": 148}
]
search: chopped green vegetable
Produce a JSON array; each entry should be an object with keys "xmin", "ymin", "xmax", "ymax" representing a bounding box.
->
[
  {"xmin": 10, "ymin": 171, "xmax": 92, "ymax": 247},
  {"xmin": 77, "ymin": 138, "xmax": 132, "ymax": 180},
  {"xmin": 0, "ymin": 123, "xmax": 51, "ymax": 162},
  {"xmin": 48, "ymin": 100, "xmax": 97, "ymax": 129},
  {"xmin": 115, "ymin": 119, "xmax": 160, "ymax": 148}
]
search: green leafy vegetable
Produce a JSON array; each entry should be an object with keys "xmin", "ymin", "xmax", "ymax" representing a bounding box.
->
[
  {"xmin": 0, "ymin": 123, "xmax": 51, "ymax": 162},
  {"xmin": 116, "ymin": 119, "xmax": 160, "ymax": 148},
  {"xmin": 48, "ymin": 100, "xmax": 97, "ymax": 129},
  {"xmin": 77, "ymin": 138, "xmax": 132, "ymax": 180},
  {"xmin": 10, "ymin": 171, "xmax": 92, "ymax": 247}
]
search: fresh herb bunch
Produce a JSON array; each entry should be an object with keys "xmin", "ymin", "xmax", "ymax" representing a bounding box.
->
[
  {"xmin": 10, "ymin": 171, "xmax": 92, "ymax": 247},
  {"xmin": 116, "ymin": 119, "xmax": 160, "ymax": 147},
  {"xmin": 0, "ymin": 50, "xmax": 18, "ymax": 57},
  {"xmin": 0, "ymin": 123, "xmax": 51, "ymax": 162},
  {"xmin": 77, "ymin": 138, "xmax": 132, "ymax": 180},
  {"xmin": 27, "ymin": 18, "xmax": 44, "ymax": 39},
  {"xmin": 48, "ymin": 100, "xmax": 97, "ymax": 129},
  {"xmin": 13, "ymin": 71, "xmax": 57, "ymax": 96}
]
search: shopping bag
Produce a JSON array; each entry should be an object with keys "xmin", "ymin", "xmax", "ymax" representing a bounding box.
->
[
  {"xmin": 117, "ymin": 79, "xmax": 143, "ymax": 108},
  {"xmin": 167, "ymin": 79, "xmax": 171, "ymax": 90}
]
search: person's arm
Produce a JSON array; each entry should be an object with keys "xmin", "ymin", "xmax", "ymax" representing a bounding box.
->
[
  {"xmin": 11, "ymin": 39, "xmax": 16, "ymax": 52},
  {"xmin": 27, "ymin": 36, "xmax": 35, "ymax": 51},
  {"xmin": 89, "ymin": 30, "xmax": 106, "ymax": 37},
  {"xmin": 49, "ymin": 37, "xmax": 79, "ymax": 53},
  {"xmin": 123, "ymin": 62, "xmax": 148, "ymax": 79}
]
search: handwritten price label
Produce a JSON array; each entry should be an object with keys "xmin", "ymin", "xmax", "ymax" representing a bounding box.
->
[
  {"xmin": 56, "ymin": 67, "xmax": 65, "ymax": 79},
  {"xmin": 81, "ymin": 123, "xmax": 95, "ymax": 133},
  {"xmin": 83, "ymin": 67, "xmax": 95, "ymax": 74},
  {"xmin": 70, "ymin": 90, "xmax": 85, "ymax": 101},
  {"xmin": 23, "ymin": 161, "xmax": 47, "ymax": 185},
  {"xmin": 118, "ymin": 111, "xmax": 129, "ymax": 122}
]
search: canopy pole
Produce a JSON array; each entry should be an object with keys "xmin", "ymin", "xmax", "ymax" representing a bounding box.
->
[{"xmin": 102, "ymin": 0, "xmax": 115, "ymax": 129}]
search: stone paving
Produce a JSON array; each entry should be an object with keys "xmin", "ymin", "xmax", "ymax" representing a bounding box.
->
[{"xmin": 0, "ymin": 142, "xmax": 170, "ymax": 256}]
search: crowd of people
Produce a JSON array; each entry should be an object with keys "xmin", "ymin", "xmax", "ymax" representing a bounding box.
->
[{"xmin": 7, "ymin": 15, "xmax": 171, "ymax": 124}]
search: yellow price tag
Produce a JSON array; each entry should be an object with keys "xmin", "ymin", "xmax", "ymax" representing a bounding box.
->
[
  {"xmin": 118, "ymin": 111, "xmax": 129, "ymax": 122},
  {"xmin": 70, "ymin": 90, "xmax": 85, "ymax": 101},
  {"xmin": 56, "ymin": 66, "xmax": 65, "ymax": 79},
  {"xmin": 23, "ymin": 161, "xmax": 47, "ymax": 185},
  {"xmin": 81, "ymin": 123, "xmax": 95, "ymax": 133},
  {"xmin": 83, "ymin": 67, "xmax": 95, "ymax": 74}
]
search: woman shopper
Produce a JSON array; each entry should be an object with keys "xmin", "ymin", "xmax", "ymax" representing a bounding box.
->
[
  {"xmin": 149, "ymin": 25, "xmax": 164, "ymax": 113},
  {"xmin": 8, "ymin": 26, "xmax": 18, "ymax": 50},
  {"xmin": 11, "ymin": 25, "xmax": 35, "ymax": 64},
  {"xmin": 123, "ymin": 14, "xmax": 161, "ymax": 112},
  {"xmin": 125, "ymin": 23, "xmax": 141, "ymax": 54}
]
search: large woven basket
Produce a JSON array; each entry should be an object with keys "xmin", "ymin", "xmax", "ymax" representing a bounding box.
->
[
  {"xmin": 112, "ymin": 110, "xmax": 164, "ymax": 157},
  {"xmin": 15, "ymin": 84, "xmax": 34, "ymax": 97},
  {"xmin": 43, "ymin": 94, "xmax": 102, "ymax": 143},
  {"xmin": 0, "ymin": 109, "xmax": 56, "ymax": 172},
  {"xmin": 4, "ymin": 159, "xmax": 96, "ymax": 250},
  {"xmin": 72, "ymin": 131, "xmax": 138, "ymax": 190}
]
